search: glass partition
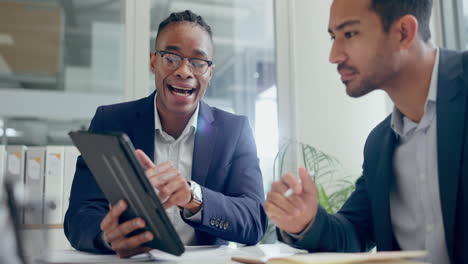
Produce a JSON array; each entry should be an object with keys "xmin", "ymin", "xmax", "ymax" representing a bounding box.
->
[
  {"xmin": 0, "ymin": 0, "xmax": 125, "ymax": 146},
  {"xmin": 149, "ymin": 0, "xmax": 279, "ymax": 191},
  {"xmin": 440, "ymin": 0, "xmax": 468, "ymax": 50}
]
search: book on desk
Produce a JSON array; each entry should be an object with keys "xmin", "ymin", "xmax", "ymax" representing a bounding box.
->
[{"xmin": 231, "ymin": 250, "xmax": 428, "ymax": 264}]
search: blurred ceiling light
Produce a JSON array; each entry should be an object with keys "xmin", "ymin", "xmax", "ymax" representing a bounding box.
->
[{"xmin": 0, "ymin": 128, "xmax": 23, "ymax": 137}]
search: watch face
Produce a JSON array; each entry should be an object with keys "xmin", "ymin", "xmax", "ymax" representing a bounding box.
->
[{"xmin": 190, "ymin": 181, "xmax": 203, "ymax": 203}]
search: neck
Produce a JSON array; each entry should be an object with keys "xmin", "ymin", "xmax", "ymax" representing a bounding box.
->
[
  {"xmin": 385, "ymin": 44, "xmax": 437, "ymax": 123},
  {"xmin": 156, "ymin": 99, "xmax": 194, "ymax": 139}
]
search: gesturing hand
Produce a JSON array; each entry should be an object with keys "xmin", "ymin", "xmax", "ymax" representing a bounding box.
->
[
  {"xmin": 264, "ymin": 168, "xmax": 319, "ymax": 234},
  {"xmin": 135, "ymin": 149, "xmax": 192, "ymax": 210}
]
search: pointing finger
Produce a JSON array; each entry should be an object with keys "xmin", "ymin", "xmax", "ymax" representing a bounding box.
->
[
  {"xmin": 299, "ymin": 168, "xmax": 317, "ymax": 195},
  {"xmin": 135, "ymin": 149, "xmax": 155, "ymax": 169}
]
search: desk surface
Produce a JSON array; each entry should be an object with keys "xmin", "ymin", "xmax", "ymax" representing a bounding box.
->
[{"xmin": 33, "ymin": 244, "xmax": 304, "ymax": 264}]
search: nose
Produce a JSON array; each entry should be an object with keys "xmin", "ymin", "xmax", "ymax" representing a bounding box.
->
[
  {"xmin": 329, "ymin": 40, "xmax": 346, "ymax": 65},
  {"xmin": 174, "ymin": 59, "xmax": 193, "ymax": 79}
]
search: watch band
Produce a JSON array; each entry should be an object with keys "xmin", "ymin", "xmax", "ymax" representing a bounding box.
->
[{"xmin": 184, "ymin": 180, "xmax": 202, "ymax": 210}]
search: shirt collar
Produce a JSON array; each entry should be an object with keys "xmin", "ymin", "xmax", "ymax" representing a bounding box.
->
[
  {"xmin": 154, "ymin": 93, "xmax": 199, "ymax": 138},
  {"xmin": 391, "ymin": 48, "xmax": 440, "ymax": 137}
]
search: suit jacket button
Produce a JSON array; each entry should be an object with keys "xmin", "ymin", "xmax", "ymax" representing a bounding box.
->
[
  {"xmin": 223, "ymin": 222, "xmax": 229, "ymax": 229},
  {"xmin": 219, "ymin": 220, "xmax": 224, "ymax": 227},
  {"xmin": 210, "ymin": 219, "xmax": 215, "ymax": 226},
  {"xmin": 215, "ymin": 219, "xmax": 220, "ymax": 227}
]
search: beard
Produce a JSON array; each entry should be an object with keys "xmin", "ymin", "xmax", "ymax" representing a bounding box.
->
[
  {"xmin": 338, "ymin": 63, "xmax": 380, "ymax": 98},
  {"xmin": 338, "ymin": 50, "xmax": 398, "ymax": 98},
  {"xmin": 344, "ymin": 78, "xmax": 379, "ymax": 98}
]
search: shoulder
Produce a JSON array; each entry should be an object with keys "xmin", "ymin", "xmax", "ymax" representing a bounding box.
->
[
  {"xmin": 89, "ymin": 95, "xmax": 153, "ymax": 132},
  {"xmin": 96, "ymin": 96, "xmax": 149, "ymax": 118},
  {"xmin": 439, "ymin": 48, "xmax": 468, "ymax": 84},
  {"xmin": 201, "ymin": 101, "xmax": 248, "ymax": 127},
  {"xmin": 213, "ymin": 108, "xmax": 247, "ymax": 125},
  {"xmin": 199, "ymin": 102, "xmax": 253, "ymax": 147},
  {"xmin": 363, "ymin": 114, "xmax": 392, "ymax": 157}
]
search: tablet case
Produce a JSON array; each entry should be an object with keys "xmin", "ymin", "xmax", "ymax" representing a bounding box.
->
[{"xmin": 69, "ymin": 131, "xmax": 185, "ymax": 256}]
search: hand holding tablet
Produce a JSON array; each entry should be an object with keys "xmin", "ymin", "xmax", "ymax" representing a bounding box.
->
[{"xmin": 69, "ymin": 131, "xmax": 185, "ymax": 256}]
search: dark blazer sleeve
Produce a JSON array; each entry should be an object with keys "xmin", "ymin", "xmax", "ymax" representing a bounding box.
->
[
  {"xmin": 279, "ymin": 134, "xmax": 377, "ymax": 252},
  {"xmin": 283, "ymin": 176, "xmax": 374, "ymax": 252},
  {"xmin": 184, "ymin": 117, "xmax": 268, "ymax": 245},
  {"xmin": 63, "ymin": 106, "xmax": 114, "ymax": 254}
]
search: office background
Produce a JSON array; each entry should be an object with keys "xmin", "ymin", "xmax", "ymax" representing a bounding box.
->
[{"xmin": 0, "ymin": 0, "xmax": 466, "ymax": 251}]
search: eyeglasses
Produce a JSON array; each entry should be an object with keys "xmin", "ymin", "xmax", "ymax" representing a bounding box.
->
[{"xmin": 154, "ymin": 50, "xmax": 213, "ymax": 75}]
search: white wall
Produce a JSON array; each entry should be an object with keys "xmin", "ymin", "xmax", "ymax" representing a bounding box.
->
[{"xmin": 276, "ymin": 0, "xmax": 389, "ymax": 176}]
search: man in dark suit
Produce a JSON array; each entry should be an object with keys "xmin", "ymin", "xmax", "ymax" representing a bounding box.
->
[
  {"xmin": 65, "ymin": 10, "xmax": 267, "ymax": 258},
  {"xmin": 265, "ymin": 0, "xmax": 467, "ymax": 263}
]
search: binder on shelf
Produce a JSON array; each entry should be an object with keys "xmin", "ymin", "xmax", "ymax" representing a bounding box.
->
[
  {"xmin": 62, "ymin": 146, "xmax": 80, "ymax": 221},
  {"xmin": 24, "ymin": 147, "xmax": 46, "ymax": 225},
  {"xmin": 5, "ymin": 145, "xmax": 27, "ymax": 182},
  {"xmin": 5, "ymin": 145, "xmax": 27, "ymax": 224},
  {"xmin": 0, "ymin": 145, "xmax": 5, "ymax": 186},
  {"xmin": 44, "ymin": 146, "xmax": 64, "ymax": 225}
]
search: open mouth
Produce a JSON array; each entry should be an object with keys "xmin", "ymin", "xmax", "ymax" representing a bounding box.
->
[{"xmin": 168, "ymin": 84, "xmax": 196, "ymax": 97}]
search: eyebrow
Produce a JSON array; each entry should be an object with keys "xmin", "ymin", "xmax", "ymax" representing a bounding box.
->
[
  {"xmin": 164, "ymin": 45, "xmax": 209, "ymax": 58},
  {"xmin": 164, "ymin": 45, "xmax": 181, "ymax": 52},
  {"xmin": 193, "ymin": 49, "xmax": 208, "ymax": 58},
  {"xmin": 328, "ymin": 19, "xmax": 361, "ymax": 34}
]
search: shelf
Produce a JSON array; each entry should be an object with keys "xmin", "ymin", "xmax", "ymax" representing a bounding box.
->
[{"xmin": 21, "ymin": 224, "xmax": 63, "ymax": 230}]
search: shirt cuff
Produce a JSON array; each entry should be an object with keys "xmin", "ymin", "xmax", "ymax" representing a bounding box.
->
[
  {"xmin": 278, "ymin": 217, "xmax": 315, "ymax": 243},
  {"xmin": 182, "ymin": 207, "xmax": 202, "ymax": 223},
  {"xmin": 96, "ymin": 231, "xmax": 113, "ymax": 252}
]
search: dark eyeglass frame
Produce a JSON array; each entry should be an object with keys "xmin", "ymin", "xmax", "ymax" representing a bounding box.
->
[{"xmin": 154, "ymin": 50, "xmax": 213, "ymax": 75}]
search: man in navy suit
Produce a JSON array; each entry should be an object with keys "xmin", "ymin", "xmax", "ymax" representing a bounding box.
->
[
  {"xmin": 65, "ymin": 10, "xmax": 267, "ymax": 258},
  {"xmin": 265, "ymin": 0, "xmax": 467, "ymax": 263}
]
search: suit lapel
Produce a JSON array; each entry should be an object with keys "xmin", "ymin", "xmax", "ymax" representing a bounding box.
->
[
  {"xmin": 131, "ymin": 92, "xmax": 156, "ymax": 161},
  {"xmin": 436, "ymin": 49, "xmax": 467, "ymax": 259},
  {"xmin": 191, "ymin": 101, "xmax": 217, "ymax": 186},
  {"xmin": 371, "ymin": 124, "xmax": 397, "ymax": 250}
]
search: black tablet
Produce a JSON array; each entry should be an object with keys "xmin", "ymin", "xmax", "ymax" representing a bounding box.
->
[{"xmin": 69, "ymin": 131, "xmax": 185, "ymax": 256}]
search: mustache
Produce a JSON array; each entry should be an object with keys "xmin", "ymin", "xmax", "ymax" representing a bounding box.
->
[{"xmin": 337, "ymin": 64, "xmax": 358, "ymax": 73}]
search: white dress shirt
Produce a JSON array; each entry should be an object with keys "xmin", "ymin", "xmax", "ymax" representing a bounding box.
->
[
  {"xmin": 154, "ymin": 95, "xmax": 201, "ymax": 245},
  {"xmin": 390, "ymin": 49, "xmax": 450, "ymax": 264}
]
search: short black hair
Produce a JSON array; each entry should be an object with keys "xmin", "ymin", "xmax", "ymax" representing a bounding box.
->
[
  {"xmin": 370, "ymin": 0, "xmax": 433, "ymax": 42},
  {"xmin": 156, "ymin": 10, "xmax": 212, "ymax": 42}
]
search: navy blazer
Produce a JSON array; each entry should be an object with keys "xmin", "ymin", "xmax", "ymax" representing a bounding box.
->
[
  {"xmin": 64, "ymin": 92, "xmax": 268, "ymax": 253},
  {"xmin": 283, "ymin": 49, "xmax": 468, "ymax": 263}
]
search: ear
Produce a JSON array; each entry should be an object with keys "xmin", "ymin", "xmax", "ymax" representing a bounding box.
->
[
  {"xmin": 150, "ymin": 52, "xmax": 157, "ymax": 73},
  {"xmin": 395, "ymin": 15, "xmax": 418, "ymax": 49},
  {"xmin": 207, "ymin": 64, "xmax": 215, "ymax": 82}
]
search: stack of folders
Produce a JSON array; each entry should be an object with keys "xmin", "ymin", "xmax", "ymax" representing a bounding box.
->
[
  {"xmin": 0, "ymin": 145, "xmax": 80, "ymax": 226},
  {"xmin": 232, "ymin": 251, "xmax": 428, "ymax": 264}
]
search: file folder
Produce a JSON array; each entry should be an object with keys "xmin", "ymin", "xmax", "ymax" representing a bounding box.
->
[
  {"xmin": 24, "ymin": 147, "xmax": 46, "ymax": 225},
  {"xmin": 62, "ymin": 146, "xmax": 80, "ymax": 221},
  {"xmin": 5, "ymin": 145, "xmax": 27, "ymax": 223},
  {"xmin": 44, "ymin": 146, "xmax": 64, "ymax": 225}
]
